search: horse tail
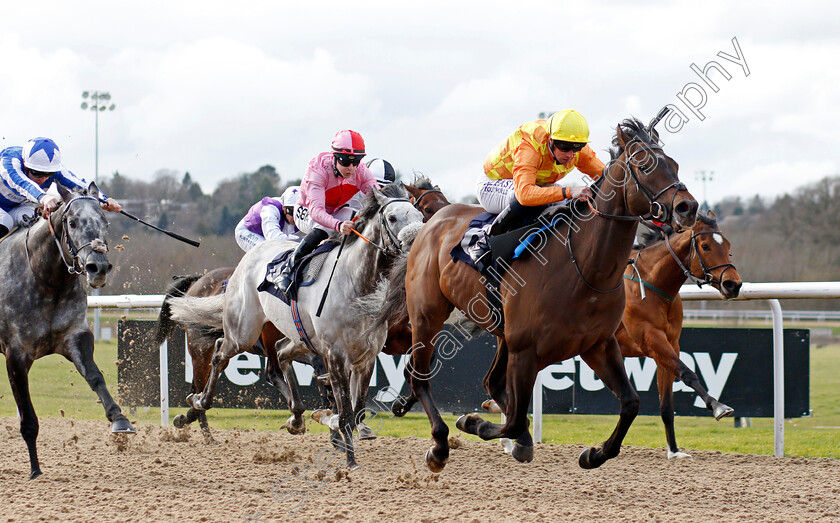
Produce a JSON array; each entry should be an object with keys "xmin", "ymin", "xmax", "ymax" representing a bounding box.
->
[
  {"xmin": 153, "ymin": 275, "xmax": 202, "ymax": 346},
  {"xmin": 167, "ymin": 294, "xmax": 226, "ymax": 330}
]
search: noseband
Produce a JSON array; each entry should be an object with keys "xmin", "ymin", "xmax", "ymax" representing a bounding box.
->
[{"xmin": 665, "ymin": 229, "xmax": 737, "ymax": 288}]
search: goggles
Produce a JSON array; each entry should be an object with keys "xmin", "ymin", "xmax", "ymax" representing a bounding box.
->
[
  {"xmin": 335, "ymin": 154, "xmax": 362, "ymax": 167},
  {"xmin": 551, "ymin": 140, "xmax": 586, "ymax": 153}
]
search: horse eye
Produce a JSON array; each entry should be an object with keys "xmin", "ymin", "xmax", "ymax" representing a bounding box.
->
[
  {"xmin": 388, "ymin": 215, "xmax": 397, "ymax": 223},
  {"xmin": 68, "ymin": 219, "xmax": 78, "ymax": 229},
  {"xmin": 424, "ymin": 207, "xmax": 432, "ymax": 215},
  {"xmin": 701, "ymin": 243, "xmax": 711, "ymax": 252}
]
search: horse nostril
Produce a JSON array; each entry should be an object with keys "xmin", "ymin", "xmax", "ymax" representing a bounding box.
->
[
  {"xmin": 723, "ymin": 280, "xmax": 741, "ymax": 295},
  {"xmin": 85, "ymin": 263, "xmax": 100, "ymax": 274},
  {"xmin": 106, "ymin": 263, "xmax": 113, "ymax": 274},
  {"xmin": 675, "ymin": 200, "xmax": 696, "ymax": 217}
]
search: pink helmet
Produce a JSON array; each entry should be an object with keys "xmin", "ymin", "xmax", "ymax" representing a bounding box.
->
[{"xmin": 331, "ymin": 130, "xmax": 366, "ymax": 156}]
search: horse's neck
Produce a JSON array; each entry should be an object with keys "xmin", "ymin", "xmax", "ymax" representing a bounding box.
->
[
  {"xmin": 637, "ymin": 232, "xmax": 693, "ymax": 296},
  {"xmin": 565, "ymin": 178, "xmax": 638, "ymax": 288},
  {"xmin": 339, "ymin": 225, "xmax": 389, "ymax": 295},
  {"xmin": 25, "ymin": 217, "xmax": 73, "ymax": 289}
]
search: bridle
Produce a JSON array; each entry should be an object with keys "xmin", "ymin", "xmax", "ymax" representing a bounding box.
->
[
  {"xmin": 665, "ymin": 229, "xmax": 738, "ymax": 288},
  {"xmin": 411, "ymin": 188, "xmax": 444, "ymax": 218},
  {"xmin": 350, "ymin": 198, "xmax": 413, "ymax": 257},
  {"xmin": 26, "ymin": 196, "xmax": 109, "ymax": 285},
  {"xmin": 585, "ymin": 143, "xmax": 688, "ymax": 224}
]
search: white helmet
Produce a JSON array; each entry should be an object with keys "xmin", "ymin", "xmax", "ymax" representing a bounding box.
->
[
  {"xmin": 366, "ymin": 158, "xmax": 396, "ymax": 186},
  {"xmin": 281, "ymin": 186, "xmax": 300, "ymax": 208},
  {"xmin": 22, "ymin": 137, "xmax": 63, "ymax": 173}
]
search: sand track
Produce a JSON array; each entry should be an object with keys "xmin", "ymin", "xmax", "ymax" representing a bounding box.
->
[{"xmin": 1, "ymin": 417, "xmax": 838, "ymax": 522}]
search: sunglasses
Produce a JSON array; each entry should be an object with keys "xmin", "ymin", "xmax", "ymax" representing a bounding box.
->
[
  {"xmin": 28, "ymin": 169, "xmax": 53, "ymax": 179},
  {"xmin": 335, "ymin": 155, "xmax": 362, "ymax": 167},
  {"xmin": 284, "ymin": 207, "xmax": 294, "ymax": 216},
  {"xmin": 551, "ymin": 141, "xmax": 586, "ymax": 153}
]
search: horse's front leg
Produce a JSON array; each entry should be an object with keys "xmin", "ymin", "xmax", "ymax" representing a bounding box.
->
[
  {"xmin": 457, "ymin": 343, "xmax": 536, "ymax": 463},
  {"xmin": 63, "ymin": 330, "xmax": 134, "ymax": 434},
  {"xmin": 269, "ymin": 337, "xmax": 306, "ymax": 435},
  {"xmin": 350, "ymin": 357, "xmax": 377, "ymax": 440},
  {"xmin": 327, "ymin": 351, "xmax": 359, "ymax": 469},
  {"xmin": 578, "ymin": 336, "xmax": 640, "ymax": 469},
  {"xmin": 672, "ymin": 341, "xmax": 734, "ymax": 421},
  {"xmin": 5, "ymin": 350, "xmax": 41, "ymax": 479}
]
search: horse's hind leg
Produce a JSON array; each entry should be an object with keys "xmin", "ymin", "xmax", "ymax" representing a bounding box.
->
[
  {"xmin": 6, "ymin": 351, "xmax": 41, "ymax": 479},
  {"xmin": 190, "ymin": 336, "xmax": 238, "ymax": 411},
  {"xmin": 175, "ymin": 335, "xmax": 216, "ymax": 443},
  {"xmin": 578, "ymin": 336, "xmax": 640, "ymax": 469},
  {"xmin": 64, "ymin": 331, "xmax": 134, "ymax": 434}
]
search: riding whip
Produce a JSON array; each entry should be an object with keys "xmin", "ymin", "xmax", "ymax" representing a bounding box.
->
[
  {"xmin": 102, "ymin": 200, "xmax": 201, "ymax": 247},
  {"xmin": 315, "ymin": 213, "xmax": 355, "ymax": 317}
]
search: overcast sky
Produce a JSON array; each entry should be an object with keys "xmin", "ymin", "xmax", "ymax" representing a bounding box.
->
[{"xmin": 2, "ymin": 1, "xmax": 837, "ymax": 207}]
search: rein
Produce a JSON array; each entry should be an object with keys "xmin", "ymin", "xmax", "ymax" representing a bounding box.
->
[{"xmin": 349, "ymin": 198, "xmax": 412, "ymax": 256}]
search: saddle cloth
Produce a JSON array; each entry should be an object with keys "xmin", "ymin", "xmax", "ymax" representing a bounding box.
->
[
  {"xmin": 257, "ymin": 242, "xmax": 337, "ymax": 304},
  {"xmin": 450, "ymin": 201, "xmax": 575, "ymax": 272}
]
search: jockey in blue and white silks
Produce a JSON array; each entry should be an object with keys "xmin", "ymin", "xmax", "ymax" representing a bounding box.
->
[{"xmin": 0, "ymin": 137, "xmax": 122, "ymax": 236}]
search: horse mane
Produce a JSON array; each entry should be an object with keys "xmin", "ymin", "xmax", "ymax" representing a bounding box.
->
[
  {"xmin": 608, "ymin": 117, "xmax": 658, "ymax": 161},
  {"xmin": 345, "ymin": 184, "xmax": 411, "ymax": 248},
  {"xmin": 410, "ymin": 173, "xmax": 435, "ymax": 190}
]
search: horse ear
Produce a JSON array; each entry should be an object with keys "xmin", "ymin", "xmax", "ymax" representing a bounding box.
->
[
  {"xmin": 616, "ymin": 124, "xmax": 628, "ymax": 149},
  {"xmin": 434, "ymin": 185, "xmax": 440, "ymax": 190},
  {"xmin": 87, "ymin": 181, "xmax": 101, "ymax": 201},
  {"xmin": 57, "ymin": 183, "xmax": 72, "ymax": 201},
  {"xmin": 707, "ymin": 209, "xmax": 717, "ymax": 219},
  {"xmin": 372, "ymin": 185, "xmax": 389, "ymax": 206}
]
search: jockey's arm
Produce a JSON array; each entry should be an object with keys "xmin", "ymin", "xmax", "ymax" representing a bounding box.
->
[
  {"xmin": 260, "ymin": 205, "xmax": 298, "ymax": 242},
  {"xmin": 511, "ymin": 141, "xmax": 572, "ymax": 206}
]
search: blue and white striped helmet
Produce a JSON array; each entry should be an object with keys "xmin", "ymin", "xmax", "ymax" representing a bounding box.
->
[{"xmin": 22, "ymin": 137, "xmax": 63, "ymax": 173}]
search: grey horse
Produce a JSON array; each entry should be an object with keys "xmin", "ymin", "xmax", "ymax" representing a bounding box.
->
[
  {"xmin": 169, "ymin": 185, "xmax": 423, "ymax": 469},
  {"xmin": 0, "ymin": 183, "xmax": 134, "ymax": 479}
]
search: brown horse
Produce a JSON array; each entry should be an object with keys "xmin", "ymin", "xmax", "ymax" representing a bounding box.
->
[
  {"xmin": 155, "ymin": 267, "xmax": 325, "ymax": 441},
  {"xmin": 617, "ymin": 211, "xmax": 742, "ymax": 458},
  {"xmin": 380, "ymin": 116, "xmax": 698, "ymax": 472}
]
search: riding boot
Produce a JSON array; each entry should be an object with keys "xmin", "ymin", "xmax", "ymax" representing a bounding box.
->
[
  {"xmin": 488, "ymin": 198, "xmax": 544, "ymax": 237},
  {"xmin": 278, "ymin": 228, "xmax": 329, "ymax": 297}
]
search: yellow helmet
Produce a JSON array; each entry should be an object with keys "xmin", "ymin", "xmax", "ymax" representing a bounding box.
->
[{"xmin": 547, "ymin": 109, "xmax": 590, "ymax": 143}]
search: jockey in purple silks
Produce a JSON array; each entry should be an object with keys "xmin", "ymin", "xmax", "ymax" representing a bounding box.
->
[{"xmin": 234, "ymin": 185, "xmax": 302, "ymax": 252}]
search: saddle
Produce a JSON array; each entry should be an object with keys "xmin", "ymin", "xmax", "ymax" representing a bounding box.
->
[
  {"xmin": 257, "ymin": 242, "xmax": 338, "ymax": 304},
  {"xmin": 450, "ymin": 201, "xmax": 581, "ymax": 333}
]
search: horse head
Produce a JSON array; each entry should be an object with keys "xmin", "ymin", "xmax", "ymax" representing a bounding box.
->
[
  {"xmin": 605, "ymin": 117, "xmax": 698, "ymax": 232},
  {"xmin": 55, "ymin": 182, "xmax": 112, "ymax": 288},
  {"xmin": 688, "ymin": 211, "xmax": 742, "ymax": 299},
  {"xmin": 354, "ymin": 184, "xmax": 425, "ymax": 254},
  {"xmin": 404, "ymin": 175, "xmax": 450, "ymax": 221}
]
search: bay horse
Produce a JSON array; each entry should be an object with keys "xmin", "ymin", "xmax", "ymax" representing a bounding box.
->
[
  {"xmin": 617, "ymin": 211, "xmax": 742, "ymax": 458},
  {"xmin": 381, "ymin": 116, "xmax": 698, "ymax": 472},
  {"xmin": 404, "ymin": 175, "xmax": 449, "ymax": 221},
  {"xmin": 0, "ymin": 183, "xmax": 134, "ymax": 479},
  {"xmin": 169, "ymin": 185, "xmax": 424, "ymax": 469},
  {"xmin": 154, "ymin": 268, "xmax": 331, "ymax": 442}
]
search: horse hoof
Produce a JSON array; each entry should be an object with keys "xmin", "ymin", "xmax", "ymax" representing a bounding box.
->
[
  {"xmin": 173, "ymin": 414, "xmax": 187, "ymax": 429},
  {"xmin": 425, "ymin": 447, "xmax": 448, "ymax": 473},
  {"xmin": 330, "ymin": 430, "xmax": 345, "ymax": 451},
  {"xmin": 667, "ymin": 449, "xmax": 692, "ymax": 460},
  {"xmin": 29, "ymin": 469, "xmax": 43, "ymax": 480},
  {"xmin": 391, "ymin": 397, "xmax": 410, "ymax": 417},
  {"xmin": 348, "ymin": 462, "xmax": 362, "ymax": 471},
  {"xmin": 111, "ymin": 418, "xmax": 136, "ymax": 434},
  {"xmin": 186, "ymin": 393, "xmax": 205, "ymax": 411},
  {"xmin": 578, "ymin": 447, "xmax": 603, "ymax": 469},
  {"xmin": 455, "ymin": 413, "xmax": 481, "ymax": 434},
  {"xmin": 481, "ymin": 399, "xmax": 502, "ymax": 413},
  {"xmin": 714, "ymin": 403, "xmax": 735, "ymax": 421},
  {"xmin": 284, "ymin": 423, "xmax": 306, "ymax": 436},
  {"xmin": 358, "ymin": 424, "xmax": 377, "ymax": 440},
  {"xmin": 311, "ymin": 409, "xmax": 332, "ymax": 424},
  {"xmin": 511, "ymin": 442, "xmax": 534, "ymax": 463}
]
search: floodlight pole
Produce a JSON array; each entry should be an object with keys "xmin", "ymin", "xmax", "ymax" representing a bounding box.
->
[{"xmin": 81, "ymin": 91, "xmax": 116, "ymax": 341}]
